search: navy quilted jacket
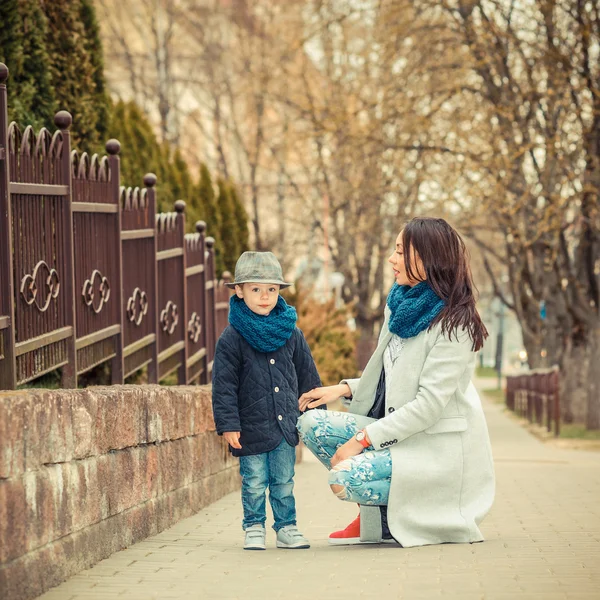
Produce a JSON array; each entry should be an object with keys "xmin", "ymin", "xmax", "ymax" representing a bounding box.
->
[{"xmin": 212, "ymin": 325, "xmax": 322, "ymax": 457}]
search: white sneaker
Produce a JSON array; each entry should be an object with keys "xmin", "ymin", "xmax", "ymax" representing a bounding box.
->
[
  {"xmin": 244, "ymin": 524, "xmax": 266, "ymax": 550},
  {"xmin": 276, "ymin": 525, "xmax": 310, "ymax": 549}
]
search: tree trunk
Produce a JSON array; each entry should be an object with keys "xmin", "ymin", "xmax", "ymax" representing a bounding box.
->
[
  {"xmin": 559, "ymin": 324, "xmax": 600, "ymax": 427},
  {"xmin": 586, "ymin": 325, "xmax": 600, "ymax": 430},
  {"xmin": 559, "ymin": 337, "xmax": 586, "ymax": 424},
  {"xmin": 354, "ymin": 311, "xmax": 380, "ymax": 342},
  {"xmin": 250, "ymin": 178, "xmax": 262, "ymax": 250}
]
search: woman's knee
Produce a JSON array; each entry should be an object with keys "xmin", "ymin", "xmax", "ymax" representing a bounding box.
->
[
  {"xmin": 296, "ymin": 410, "xmax": 318, "ymax": 438},
  {"xmin": 330, "ymin": 483, "xmax": 347, "ymax": 499},
  {"xmin": 328, "ymin": 468, "xmax": 351, "ymax": 500}
]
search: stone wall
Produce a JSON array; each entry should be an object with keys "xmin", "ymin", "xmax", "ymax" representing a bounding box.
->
[{"xmin": 0, "ymin": 385, "xmax": 240, "ymax": 600}]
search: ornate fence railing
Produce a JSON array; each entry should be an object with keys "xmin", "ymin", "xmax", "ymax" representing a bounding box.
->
[
  {"xmin": 0, "ymin": 63, "xmax": 231, "ymax": 389},
  {"xmin": 505, "ymin": 366, "xmax": 560, "ymax": 436}
]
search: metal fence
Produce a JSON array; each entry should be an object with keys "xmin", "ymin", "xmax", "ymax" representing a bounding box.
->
[
  {"xmin": 505, "ymin": 366, "xmax": 560, "ymax": 436},
  {"xmin": 0, "ymin": 63, "xmax": 231, "ymax": 389}
]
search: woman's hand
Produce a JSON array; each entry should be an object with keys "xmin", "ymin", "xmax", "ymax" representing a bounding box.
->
[
  {"xmin": 223, "ymin": 431, "xmax": 242, "ymax": 449},
  {"xmin": 299, "ymin": 383, "xmax": 351, "ymax": 411},
  {"xmin": 331, "ymin": 437, "xmax": 363, "ymax": 468}
]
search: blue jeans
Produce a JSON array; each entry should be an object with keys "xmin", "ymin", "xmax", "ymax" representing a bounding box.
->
[
  {"xmin": 239, "ymin": 438, "xmax": 297, "ymax": 531},
  {"xmin": 297, "ymin": 410, "xmax": 392, "ymax": 505}
]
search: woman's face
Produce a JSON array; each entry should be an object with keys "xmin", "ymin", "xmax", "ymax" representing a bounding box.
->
[{"xmin": 388, "ymin": 231, "xmax": 426, "ymax": 287}]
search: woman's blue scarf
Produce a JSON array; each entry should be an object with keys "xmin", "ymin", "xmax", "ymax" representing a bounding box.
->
[
  {"xmin": 229, "ymin": 295, "xmax": 297, "ymax": 353},
  {"xmin": 386, "ymin": 281, "xmax": 445, "ymax": 338}
]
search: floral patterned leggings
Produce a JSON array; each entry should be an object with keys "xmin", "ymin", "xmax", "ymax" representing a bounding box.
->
[{"xmin": 297, "ymin": 410, "xmax": 392, "ymax": 506}]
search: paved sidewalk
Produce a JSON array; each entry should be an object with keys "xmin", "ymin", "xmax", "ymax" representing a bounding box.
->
[{"xmin": 39, "ymin": 382, "xmax": 600, "ymax": 600}]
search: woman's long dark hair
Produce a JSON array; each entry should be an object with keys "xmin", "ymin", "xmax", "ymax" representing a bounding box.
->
[{"xmin": 402, "ymin": 217, "xmax": 488, "ymax": 351}]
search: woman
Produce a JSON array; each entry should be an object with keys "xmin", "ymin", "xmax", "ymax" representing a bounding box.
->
[{"xmin": 297, "ymin": 217, "xmax": 495, "ymax": 548}]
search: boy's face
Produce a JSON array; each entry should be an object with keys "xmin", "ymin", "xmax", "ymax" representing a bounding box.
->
[{"xmin": 235, "ymin": 282, "xmax": 280, "ymax": 316}]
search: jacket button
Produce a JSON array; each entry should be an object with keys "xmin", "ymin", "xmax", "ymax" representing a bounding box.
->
[
  {"xmin": 388, "ymin": 407, "xmax": 395, "ymax": 413},
  {"xmin": 270, "ymin": 359, "xmax": 275, "ymax": 365},
  {"xmin": 274, "ymin": 386, "xmax": 279, "ymax": 392},
  {"xmin": 278, "ymin": 415, "xmax": 283, "ymax": 421}
]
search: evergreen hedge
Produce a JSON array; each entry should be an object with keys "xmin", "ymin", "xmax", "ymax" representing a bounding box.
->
[
  {"xmin": 107, "ymin": 101, "xmax": 249, "ymax": 273},
  {"xmin": 0, "ymin": 0, "xmax": 249, "ymax": 280},
  {"xmin": 0, "ymin": 0, "xmax": 56, "ymax": 131}
]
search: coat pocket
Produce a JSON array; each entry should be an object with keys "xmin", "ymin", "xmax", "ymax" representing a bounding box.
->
[{"xmin": 424, "ymin": 416, "xmax": 468, "ymax": 435}]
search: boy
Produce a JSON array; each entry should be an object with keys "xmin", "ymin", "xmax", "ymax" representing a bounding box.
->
[{"xmin": 212, "ymin": 251, "xmax": 321, "ymax": 550}]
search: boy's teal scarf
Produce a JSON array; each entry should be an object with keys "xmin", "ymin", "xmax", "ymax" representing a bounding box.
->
[
  {"xmin": 386, "ymin": 281, "xmax": 445, "ymax": 338},
  {"xmin": 229, "ymin": 295, "xmax": 297, "ymax": 353}
]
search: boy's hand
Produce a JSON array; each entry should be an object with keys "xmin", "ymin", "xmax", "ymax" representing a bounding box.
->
[{"xmin": 223, "ymin": 431, "xmax": 242, "ymax": 449}]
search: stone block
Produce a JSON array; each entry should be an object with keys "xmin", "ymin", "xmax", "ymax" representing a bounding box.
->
[
  {"xmin": 144, "ymin": 444, "xmax": 160, "ymax": 500},
  {"xmin": 94, "ymin": 387, "xmax": 147, "ymax": 453},
  {"xmin": 21, "ymin": 466, "xmax": 74, "ymax": 555},
  {"xmin": 157, "ymin": 438, "xmax": 192, "ymax": 495},
  {"xmin": 146, "ymin": 386, "xmax": 176, "ymax": 443},
  {"xmin": 191, "ymin": 433, "xmax": 208, "ymax": 479},
  {"xmin": 125, "ymin": 496, "xmax": 158, "ymax": 542},
  {"xmin": 69, "ymin": 459, "xmax": 103, "ymax": 532},
  {"xmin": 0, "ymin": 478, "xmax": 27, "ymax": 562},
  {"xmin": 165, "ymin": 387, "xmax": 195, "ymax": 440},
  {"xmin": 0, "ymin": 395, "xmax": 28, "ymax": 478},
  {"xmin": 24, "ymin": 391, "xmax": 75, "ymax": 471},
  {"xmin": 192, "ymin": 432, "xmax": 230, "ymax": 479},
  {"xmin": 192, "ymin": 387, "xmax": 216, "ymax": 434},
  {"xmin": 203, "ymin": 432, "xmax": 233, "ymax": 476},
  {"xmin": 96, "ymin": 453, "xmax": 118, "ymax": 518},
  {"xmin": 71, "ymin": 390, "xmax": 98, "ymax": 459}
]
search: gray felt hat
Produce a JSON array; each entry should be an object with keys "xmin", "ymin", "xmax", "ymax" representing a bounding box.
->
[{"xmin": 225, "ymin": 251, "xmax": 292, "ymax": 289}]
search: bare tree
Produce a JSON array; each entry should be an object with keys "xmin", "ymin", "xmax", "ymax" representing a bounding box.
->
[
  {"xmin": 424, "ymin": 0, "xmax": 600, "ymax": 427},
  {"xmin": 247, "ymin": 0, "xmax": 464, "ymax": 334},
  {"xmin": 96, "ymin": 0, "xmax": 191, "ymax": 144}
]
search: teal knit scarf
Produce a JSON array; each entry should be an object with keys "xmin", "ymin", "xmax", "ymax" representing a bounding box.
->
[
  {"xmin": 386, "ymin": 281, "xmax": 445, "ymax": 338},
  {"xmin": 228, "ymin": 295, "xmax": 297, "ymax": 353}
]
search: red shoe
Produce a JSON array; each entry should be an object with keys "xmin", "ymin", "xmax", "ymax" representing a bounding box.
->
[{"xmin": 328, "ymin": 514, "xmax": 367, "ymax": 546}]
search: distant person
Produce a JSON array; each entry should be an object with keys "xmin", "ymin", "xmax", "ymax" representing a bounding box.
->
[
  {"xmin": 297, "ymin": 217, "xmax": 495, "ymax": 547},
  {"xmin": 212, "ymin": 251, "xmax": 321, "ymax": 550}
]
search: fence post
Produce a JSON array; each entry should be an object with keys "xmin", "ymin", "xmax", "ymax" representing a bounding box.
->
[
  {"xmin": 526, "ymin": 374, "xmax": 534, "ymax": 422},
  {"xmin": 552, "ymin": 368, "xmax": 560, "ymax": 437},
  {"xmin": 107, "ymin": 139, "xmax": 124, "ymax": 384},
  {"xmin": 533, "ymin": 373, "xmax": 545, "ymax": 425},
  {"xmin": 154, "ymin": 200, "xmax": 187, "ymax": 383},
  {"xmin": 0, "ymin": 63, "xmax": 16, "ymax": 390},
  {"xmin": 518, "ymin": 375, "xmax": 525, "ymax": 415},
  {"xmin": 204, "ymin": 236, "xmax": 217, "ymax": 381},
  {"xmin": 146, "ymin": 174, "xmax": 160, "ymax": 384},
  {"xmin": 505, "ymin": 376, "xmax": 513, "ymax": 411},
  {"xmin": 176, "ymin": 200, "xmax": 188, "ymax": 385},
  {"xmin": 175, "ymin": 201, "xmax": 189, "ymax": 385},
  {"xmin": 119, "ymin": 173, "xmax": 159, "ymax": 383},
  {"xmin": 56, "ymin": 110, "xmax": 77, "ymax": 388},
  {"xmin": 544, "ymin": 373, "xmax": 550, "ymax": 432},
  {"xmin": 184, "ymin": 220, "xmax": 207, "ymax": 384}
]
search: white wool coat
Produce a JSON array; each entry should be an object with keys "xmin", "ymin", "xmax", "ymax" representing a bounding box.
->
[{"xmin": 344, "ymin": 306, "xmax": 495, "ymax": 548}]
